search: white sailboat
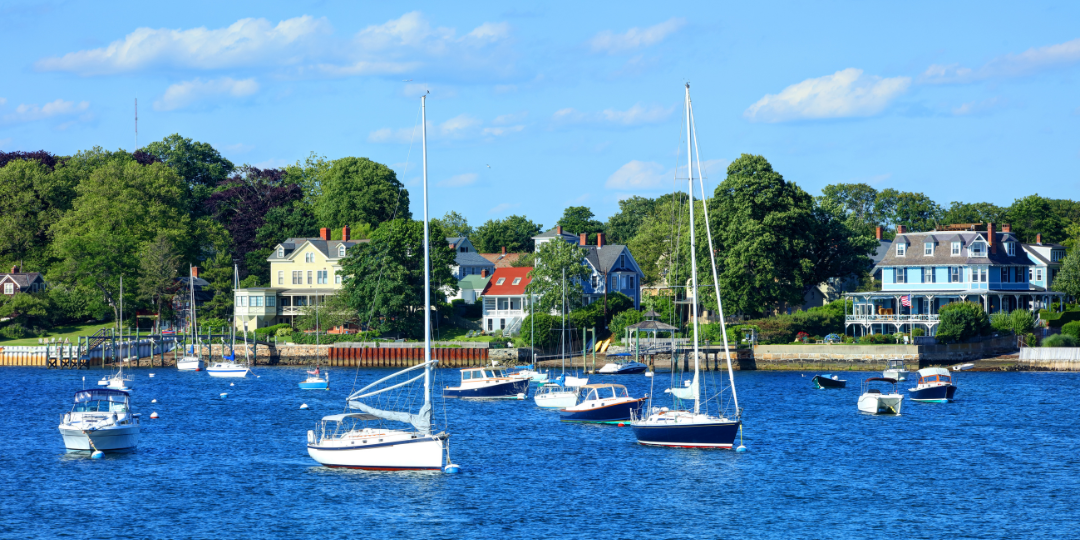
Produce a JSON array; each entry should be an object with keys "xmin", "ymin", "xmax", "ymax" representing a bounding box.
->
[
  {"xmin": 99, "ymin": 276, "xmax": 134, "ymax": 391},
  {"xmin": 307, "ymin": 94, "xmax": 453, "ymax": 471},
  {"xmin": 177, "ymin": 266, "xmax": 205, "ymax": 371},
  {"xmin": 208, "ymin": 264, "xmax": 250, "ymax": 378},
  {"xmin": 631, "ymin": 84, "xmax": 743, "ymax": 449},
  {"xmin": 535, "ymin": 269, "xmax": 585, "ymax": 408}
]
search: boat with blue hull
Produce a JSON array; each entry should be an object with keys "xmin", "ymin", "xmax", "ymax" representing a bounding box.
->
[
  {"xmin": 597, "ymin": 355, "xmax": 648, "ymax": 375},
  {"xmin": 908, "ymin": 367, "xmax": 957, "ymax": 402},
  {"xmin": 299, "ymin": 367, "xmax": 328, "ymax": 390},
  {"xmin": 443, "ymin": 367, "xmax": 529, "ymax": 399},
  {"xmin": 631, "ymin": 414, "xmax": 741, "ymax": 448},
  {"xmin": 559, "ymin": 384, "xmax": 645, "ymax": 424}
]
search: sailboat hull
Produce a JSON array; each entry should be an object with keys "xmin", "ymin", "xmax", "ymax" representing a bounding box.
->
[
  {"xmin": 632, "ymin": 419, "xmax": 740, "ymax": 448},
  {"xmin": 177, "ymin": 357, "xmax": 204, "ymax": 371},
  {"xmin": 307, "ymin": 433, "xmax": 445, "ymax": 470},
  {"xmin": 443, "ymin": 378, "xmax": 528, "ymax": 399},
  {"xmin": 559, "ymin": 398, "xmax": 645, "ymax": 424}
]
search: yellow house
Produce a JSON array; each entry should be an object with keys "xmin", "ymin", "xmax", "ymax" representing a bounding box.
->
[{"xmin": 233, "ymin": 227, "xmax": 365, "ymax": 331}]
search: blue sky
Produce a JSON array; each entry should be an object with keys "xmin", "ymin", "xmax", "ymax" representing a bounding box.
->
[{"xmin": 2, "ymin": 1, "xmax": 1079, "ymax": 229}]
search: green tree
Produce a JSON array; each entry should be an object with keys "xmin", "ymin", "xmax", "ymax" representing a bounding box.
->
[
  {"xmin": 509, "ymin": 252, "xmax": 536, "ymax": 267},
  {"xmin": 472, "ymin": 215, "xmax": 543, "ymax": 253},
  {"xmin": 801, "ymin": 203, "xmax": 878, "ymax": 299},
  {"xmin": 875, "ymin": 189, "xmax": 942, "ymax": 232},
  {"xmin": 935, "ymin": 301, "xmax": 991, "ymax": 344},
  {"xmin": 315, "ymin": 157, "xmax": 410, "ymax": 229},
  {"xmin": 0, "ymin": 159, "xmax": 77, "ymax": 269},
  {"xmin": 604, "ymin": 196, "xmax": 657, "ymax": 245},
  {"xmin": 338, "ymin": 219, "xmax": 456, "ymax": 338},
  {"xmin": 817, "ymin": 183, "xmax": 881, "ymax": 238},
  {"xmin": 1052, "ymin": 246, "xmax": 1080, "ymax": 300},
  {"xmin": 432, "ymin": 210, "xmax": 474, "ymax": 239},
  {"xmin": 609, "ymin": 308, "xmax": 644, "ymax": 341},
  {"xmin": 142, "ymin": 134, "xmax": 234, "ymax": 211},
  {"xmin": 526, "ymin": 238, "xmax": 590, "ymax": 314},
  {"xmin": 50, "ymin": 159, "xmax": 193, "ymax": 325},
  {"xmin": 627, "ymin": 197, "xmax": 690, "ymax": 286},
  {"xmin": 137, "ymin": 233, "xmax": 181, "ymax": 331},
  {"xmin": 557, "ymin": 206, "xmax": 605, "ymax": 244},
  {"xmin": 521, "ymin": 311, "xmax": 560, "ymax": 348},
  {"xmin": 283, "ymin": 151, "xmax": 330, "ymax": 208},
  {"xmin": 1007, "ymin": 194, "xmax": 1067, "ymax": 244},
  {"xmin": 295, "ymin": 292, "xmax": 355, "ymax": 333},
  {"xmin": 0, "ymin": 292, "xmax": 54, "ymax": 333},
  {"xmin": 941, "ymin": 201, "xmax": 1007, "ymax": 227}
]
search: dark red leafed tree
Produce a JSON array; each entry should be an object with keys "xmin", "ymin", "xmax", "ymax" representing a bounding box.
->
[{"xmin": 0, "ymin": 150, "xmax": 62, "ymax": 170}]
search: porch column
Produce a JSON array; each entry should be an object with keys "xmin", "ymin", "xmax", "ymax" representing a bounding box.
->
[
  {"xmin": 982, "ymin": 294, "xmax": 988, "ymax": 311},
  {"xmin": 997, "ymin": 294, "xmax": 1004, "ymax": 313}
]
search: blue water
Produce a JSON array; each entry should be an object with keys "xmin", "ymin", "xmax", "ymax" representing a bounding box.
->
[{"xmin": 2, "ymin": 367, "xmax": 1078, "ymax": 539}]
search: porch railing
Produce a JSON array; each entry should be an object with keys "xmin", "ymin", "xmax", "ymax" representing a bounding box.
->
[{"xmin": 845, "ymin": 314, "xmax": 940, "ymax": 323}]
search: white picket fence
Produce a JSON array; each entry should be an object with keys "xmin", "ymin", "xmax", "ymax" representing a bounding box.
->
[{"xmin": 1019, "ymin": 347, "xmax": 1080, "ymax": 370}]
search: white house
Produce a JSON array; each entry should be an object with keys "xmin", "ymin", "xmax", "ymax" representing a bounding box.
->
[{"xmin": 480, "ymin": 267, "xmax": 532, "ymax": 335}]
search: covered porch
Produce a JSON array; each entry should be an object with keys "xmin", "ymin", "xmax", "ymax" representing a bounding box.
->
[{"xmin": 843, "ymin": 289, "xmax": 1066, "ymax": 337}]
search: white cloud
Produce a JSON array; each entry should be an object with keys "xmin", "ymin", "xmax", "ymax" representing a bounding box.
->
[
  {"xmin": 222, "ymin": 143, "xmax": 255, "ymax": 154},
  {"xmin": 368, "ymin": 114, "xmax": 485, "ymax": 143},
  {"xmin": 482, "ymin": 125, "xmax": 524, "ymax": 137},
  {"xmin": 36, "ymin": 16, "xmax": 330, "ymax": 75},
  {"xmin": 606, "ymin": 160, "xmax": 668, "ymax": 190},
  {"xmin": 951, "ymin": 97, "xmax": 1005, "ymax": 116},
  {"xmin": 438, "ymin": 173, "xmax": 478, "ymax": 187},
  {"xmin": 493, "ymin": 111, "xmax": 527, "ymax": 124},
  {"xmin": 590, "ymin": 18, "xmax": 685, "ymax": 54},
  {"xmin": 3, "ymin": 99, "xmax": 89, "ymax": 123},
  {"xmin": 744, "ymin": 68, "xmax": 910, "ymax": 123},
  {"xmin": 921, "ymin": 37, "xmax": 1080, "ymax": 84},
  {"xmin": 153, "ymin": 77, "xmax": 259, "ymax": 111},
  {"xmin": 488, "ymin": 202, "xmax": 519, "ymax": 214},
  {"xmin": 0, "ymin": 97, "xmax": 6, "ymax": 107},
  {"xmin": 553, "ymin": 103, "xmax": 673, "ymax": 127}
]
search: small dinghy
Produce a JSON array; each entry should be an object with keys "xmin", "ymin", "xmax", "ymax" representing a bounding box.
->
[
  {"xmin": 811, "ymin": 374, "xmax": 846, "ymax": 389},
  {"xmin": 858, "ymin": 377, "xmax": 903, "ymax": 415}
]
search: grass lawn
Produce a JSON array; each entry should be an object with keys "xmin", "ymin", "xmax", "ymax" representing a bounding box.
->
[
  {"xmin": 435, "ymin": 325, "xmax": 500, "ymax": 342},
  {"xmin": 0, "ymin": 322, "xmax": 115, "ymax": 347}
]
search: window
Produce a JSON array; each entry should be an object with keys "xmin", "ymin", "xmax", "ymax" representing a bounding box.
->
[
  {"xmin": 1052, "ymin": 250, "xmax": 1064, "ymax": 262},
  {"xmin": 238, "ymin": 296, "xmax": 246, "ymax": 307},
  {"xmin": 277, "ymin": 247, "xmax": 284, "ymax": 258},
  {"xmin": 496, "ymin": 278, "xmax": 505, "ymax": 285},
  {"xmin": 253, "ymin": 296, "xmax": 263, "ymax": 307},
  {"xmin": 979, "ymin": 267, "xmax": 988, "ymax": 282},
  {"xmin": 267, "ymin": 297, "xmax": 276, "ymax": 307},
  {"xmin": 338, "ymin": 245, "xmax": 346, "ymax": 257},
  {"xmin": 1036, "ymin": 269, "xmax": 1044, "ymax": 282},
  {"xmin": 500, "ymin": 319, "xmax": 506, "ymax": 330},
  {"xmin": 1000, "ymin": 267, "xmax": 1010, "ymax": 283},
  {"xmin": 970, "ymin": 242, "xmax": 987, "ymax": 257},
  {"xmin": 1016, "ymin": 268, "xmax": 1025, "ymax": 282},
  {"xmin": 317, "ymin": 270, "xmax": 327, "ymax": 285},
  {"xmin": 951, "ymin": 242, "xmax": 961, "ymax": 256},
  {"xmin": 278, "ymin": 271, "xmax": 284, "ymax": 285},
  {"xmin": 591, "ymin": 275, "xmax": 599, "ymax": 288},
  {"xmin": 292, "ymin": 271, "xmax": 302, "ymax": 285},
  {"xmin": 1005, "ymin": 242, "xmax": 1015, "ymax": 256},
  {"xmin": 487, "ymin": 319, "xmax": 493, "ymax": 331},
  {"xmin": 1029, "ymin": 268, "xmax": 1034, "ymax": 281},
  {"xmin": 950, "ymin": 267, "xmax": 960, "ymax": 283},
  {"xmin": 924, "ymin": 267, "xmax": 934, "ymax": 283},
  {"xmin": 305, "ymin": 252, "xmax": 314, "ymax": 263},
  {"xmin": 307, "ymin": 271, "xmax": 312, "ymax": 285},
  {"xmin": 497, "ymin": 298, "xmax": 509, "ymax": 310},
  {"xmin": 895, "ymin": 268, "xmax": 906, "ymax": 284},
  {"xmin": 335, "ymin": 274, "xmax": 342, "ymax": 285},
  {"xmin": 3, "ymin": 283, "xmax": 12, "ymax": 294},
  {"xmin": 512, "ymin": 278, "xmax": 521, "ymax": 286},
  {"xmin": 924, "ymin": 242, "xmax": 934, "ymax": 256},
  {"xmin": 629, "ymin": 276, "xmax": 635, "ymax": 289},
  {"xmin": 896, "ymin": 243, "xmax": 906, "ymax": 257}
]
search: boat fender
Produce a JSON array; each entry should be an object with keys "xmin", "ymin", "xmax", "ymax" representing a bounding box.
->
[{"xmin": 307, "ymin": 430, "xmax": 315, "ymax": 444}]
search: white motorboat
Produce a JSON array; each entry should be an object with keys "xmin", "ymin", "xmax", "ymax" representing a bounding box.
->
[
  {"xmin": 534, "ymin": 384, "xmax": 579, "ymax": 409},
  {"xmin": 858, "ymin": 378, "xmax": 904, "ymax": 415},
  {"xmin": 630, "ymin": 84, "xmax": 743, "ymax": 449},
  {"xmin": 178, "ymin": 266, "xmax": 205, "ymax": 371},
  {"xmin": 59, "ymin": 388, "xmax": 140, "ymax": 452},
  {"xmin": 98, "ymin": 371, "xmax": 135, "ymax": 391},
  {"xmin": 307, "ymin": 94, "xmax": 453, "ymax": 472},
  {"xmin": 883, "ymin": 359, "xmax": 910, "ymax": 381}
]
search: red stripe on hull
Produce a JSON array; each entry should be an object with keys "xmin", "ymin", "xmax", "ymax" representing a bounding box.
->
[{"xmin": 325, "ymin": 465, "xmax": 441, "ymax": 471}]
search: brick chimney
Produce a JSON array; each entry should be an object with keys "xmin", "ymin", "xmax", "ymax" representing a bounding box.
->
[
  {"xmin": 342, "ymin": 226, "xmax": 350, "ymax": 242},
  {"xmin": 481, "ymin": 269, "xmax": 488, "ymax": 278},
  {"xmin": 320, "ymin": 228, "xmax": 329, "ymax": 241},
  {"xmin": 10, "ymin": 265, "xmax": 17, "ymax": 273},
  {"xmin": 987, "ymin": 222, "xmax": 995, "ymax": 254},
  {"xmin": 191, "ymin": 266, "xmax": 199, "ymax": 279},
  {"xmin": 1002, "ymin": 223, "xmax": 1011, "ymax": 233},
  {"xmin": 579, "ymin": 233, "xmax": 587, "ymax": 246},
  {"xmin": 1037, "ymin": 233, "xmax": 1043, "ymax": 245},
  {"xmin": 501, "ymin": 246, "xmax": 506, "ymax": 255},
  {"xmin": 556, "ymin": 225, "xmax": 562, "ymax": 235},
  {"xmin": 896, "ymin": 225, "xmax": 907, "ymax": 234},
  {"xmin": 875, "ymin": 226, "xmax": 882, "ymax": 240},
  {"xmin": 597, "ymin": 232, "xmax": 605, "ymax": 248}
]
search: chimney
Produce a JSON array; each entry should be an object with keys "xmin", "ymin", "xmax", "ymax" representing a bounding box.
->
[
  {"xmin": 191, "ymin": 266, "xmax": 199, "ymax": 279},
  {"xmin": 342, "ymin": 226, "xmax": 350, "ymax": 242},
  {"xmin": 556, "ymin": 225, "xmax": 562, "ymax": 235},
  {"xmin": 987, "ymin": 222, "xmax": 995, "ymax": 254},
  {"xmin": 1003, "ymin": 223, "xmax": 1011, "ymax": 233},
  {"xmin": 579, "ymin": 233, "xmax": 587, "ymax": 246},
  {"xmin": 875, "ymin": 226, "xmax": 882, "ymax": 240},
  {"xmin": 1037, "ymin": 233, "xmax": 1043, "ymax": 245},
  {"xmin": 501, "ymin": 246, "xmax": 506, "ymax": 255},
  {"xmin": 896, "ymin": 225, "xmax": 907, "ymax": 234},
  {"xmin": 481, "ymin": 269, "xmax": 488, "ymax": 278},
  {"xmin": 10, "ymin": 265, "xmax": 17, "ymax": 273},
  {"xmin": 597, "ymin": 232, "xmax": 605, "ymax": 248}
]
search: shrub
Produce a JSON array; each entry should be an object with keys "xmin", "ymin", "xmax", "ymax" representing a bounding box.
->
[
  {"xmin": 990, "ymin": 312, "xmax": 1012, "ymax": 334},
  {"xmin": 842, "ymin": 335, "xmax": 856, "ymax": 344},
  {"xmin": 276, "ymin": 327, "xmax": 294, "ymax": 338},
  {"xmin": 858, "ymin": 333, "xmax": 895, "ymax": 345},
  {"xmin": 0, "ymin": 324, "xmax": 27, "ymax": 339},
  {"xmin": 198, "ymin": 318, "xmax": 228, "ymax": 332},
  {"xmin": 1022, "ymin": 332, "xmax": 1037, "ymax": 347},
  {"xmin": 610, "ymin": 309, "xmax": 645, "ymax": 342},
  {"xmin": 1009, "ymin": 309, "xmax": 1035, "ymax": 336},
  {"xmin": 256, "ymin": 323, "xmax": 291, "ymax": 336},
  {"xmin": 1042, "ymin": 334, "xmax": 1079, "ymax": 347},
  {"xmin": 911, "ymin": 328, "xmax": 925, "ymax": 337},
  {"xmin": 936, "ymin": 301, "xmax": 991, "ymax": 344},
  {"xmin": 1061, "ymin": 321, "xmax": 1080, "ymax": 341}
]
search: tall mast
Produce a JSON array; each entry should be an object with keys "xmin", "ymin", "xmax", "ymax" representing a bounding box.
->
[
  {"xmin": 688, "ymin": 98, "xmax": 740, "ymax": 417},
  {"xmin": 685, "ymin": 83, "xmax": 701, "ymax": 415},
  {"xmin": 421, "ymin": 94, "xmax": 432, "ymax": 413},
  {"xmin": 191, "ymin": 266, "xmax": 200, "ymax": 360}
]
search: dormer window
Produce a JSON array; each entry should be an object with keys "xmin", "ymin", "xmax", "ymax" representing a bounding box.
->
[
  {"xmin": 896, "ymin": 244, "xmax": 906, "ymax": 257},
  {"xmin": 970, "ymin": 242, "xmax": 987, "ymax": 258},
  {"xmin": 924, "ymin": 242, "xmax": 934, "ymax": 256},
  {"xmin": 338, "ymin": 245, "xmax": 346, "ymax": 257},
  {"xmin": 305, "ymin": 253, "xmax": 314, "ymax": 263},
  {"xmin": 1005, "ymin": 242, "xmax": 1015, "ymax": 256},
  {"xmin": 496, "ymin": 278, "xmax": 506, "ymax": 285},
  {"xmin": 1052, "ymin": 250, "xmax": 1064, "ymax": 262},
  {"xmin": 277, "ymin": 247, "xmax": 284, "ymax": 258},
  {"xmin": 951, "ymin": 242, "xmax": 960, "ymax": 256}
]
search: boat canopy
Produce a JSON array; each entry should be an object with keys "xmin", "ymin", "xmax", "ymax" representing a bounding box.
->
[
  {"xmin": 74, "ymin": 389, "xmax": 129, "ymax": 402},
  {"xmin": 320, "ymin": 413, "xmax": 380, "ymax": 423},
  {"xmin": 917, "ymin": 367, "xmax": 951, "ymax": 377},
  {"xmin": 865, "ymin": 377, "xmax": 897, "ymax": 383},
  {"xmin": 581, "ymin": 383, "xmax": 628, "ymax": 389}
]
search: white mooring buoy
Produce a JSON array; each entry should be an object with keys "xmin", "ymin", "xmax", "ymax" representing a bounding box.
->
[
  {"xmin": 220, "ymin": 393, "xmax": 228, "ymax": 398},
  {"xmin": 151, "ymin": 399, "xmax": 158, "ymax": 404},
  {"xmin": 149, "ymin": 373, "xmax": 155, "ymax": 378},
  {"xmin": 736, "ymin": 445, "xmax": 748, "ymax": 453},
  {"xmin": 300, "ymin": 403, "xmax": 309, "ymax": 410},
  {"xmin": 150, "ymin": 412, "xmax": 159, "ymax": 419}
]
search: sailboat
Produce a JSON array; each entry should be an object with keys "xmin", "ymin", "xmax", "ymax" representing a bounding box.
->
[
  {"xmin": 631, "ymin": 84, "xmax": 743, "ymax": 449},
  {"xmin": 535, "ymin": 269, "xmax": 586, "ymax": 408},
  {"xmin": 307, "ymin": 94, "xmax": 453, "ymax": 471},
  {"xmin": 208, "ymin": 264, "xmax": 251, "ymax": 378},
  {"xmin": 99, "ymin": 276, "xmax": 135, "ymax": 391},
  {"xmin": 177, "ymin": 266, "xmax": 205, "ymax": 371}
]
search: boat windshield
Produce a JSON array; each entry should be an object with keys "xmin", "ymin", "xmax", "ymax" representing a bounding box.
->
[
  {"xmin": 462, "ymin": 371, "xmax": 474, "ymax": 380},
  {"xmin": 921, "ymin": 375, "xmax": 951, "ymax": 384},
  {"xmin": 612, "ymin": 386, "xmax": 628, "ymax": 398},
  {"xmin": 73, "ymin": 400, "xmax": 128, "ymax": 413}
]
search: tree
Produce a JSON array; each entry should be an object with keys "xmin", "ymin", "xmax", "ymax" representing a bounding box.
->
[
  {"xmin": 0, "ymin": 159, "xmax": 77, "ymax": 269},
  {"xmin": 627, "ymin": 197, "xmax": 690, "ymax": 286},
  {"xmin": 605, "ymin": 196, "xmax": 658, "ymax": 245},
  {"xmin": 817, "ymin": 183, "xmax": 881, "ymax": 238},
  {"xmin": 337, "ymin": 219, "xmax": 456, "ymax": 338},
  {"xmin": 142, "ymin": 134, "xmax": 234, "ymax": 211},
  {"xmin": 709, "ymin": 154, "xmax": 815, "ymax": 318},
  {"xmin": 609, "ymin": 308, "xmax": 644, "ymax": 340},
  {"xmin": 432, "ymin": 211, "xmax": 474, "ymax": 239},
  {"xmin": 935, "ymin": 301, "xmax": 991, "ymax": 343},
  {"xmin": 941, "ymin": 201, "xmax": 1007, "ymax": 226},
  {"xmin": 526, "ymin": 238, "xmax": 590, "ymax": 314},
  {"xmin": 521, "ymin": 311, "xmax": 560, "ymax": 348},
  {"xmin": 875, "ymin": 188, "xmax": 942, "ymax": 232},
  {"xmin": 315, "ymin": 157, "xmax": 410, "ymax": 229},
  {"xmin": 1053, "ymin": 246, "xmax": 1080, "ymax": 300},
  {"xmin": 283, "ymin": 151, "xmax": 330, "ymax": 208},
  {"xmin": 510, "ymin": 252, "xmax": 536, "ymax": 267},
  {"xmin": 50, "ymin": 159, "xmax": 192, "ymax": 325},
  {"xmin": 800, "ymin": 203, "xmax": 878, "ymax": 298},
  {"xmin": 472, "ymin": 215, "xmax": 543, "ymax": 253},
  {"xmin": 557, "ymin": 206, "xmax": 605, "ymax": 244},
  {"xmin": 1007, "ymin": 194, "xmax": 1067, "ymax": 244},
  {"xmin": 295, "ymin": 292, "xmax": 355, "ymax": 332},
  {"xmin": 0, "ymin": 292, "xmax": 54, "ymax": 333},
  {"xmin": 137, "ymin": 233, "xmax": 181, "ymax": 332}
]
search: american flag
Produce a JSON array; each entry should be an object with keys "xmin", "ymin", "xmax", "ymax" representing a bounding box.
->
[{"xmin": 901, "ymin": 295, "xmax": 911, "ymax": 307}]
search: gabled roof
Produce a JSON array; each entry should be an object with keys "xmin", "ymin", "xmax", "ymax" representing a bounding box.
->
[
  {"xmin": 446, "ymin": 236, "xmax": 465, "ymax": 248},
  {"xmin": 480, "ymin": 253, "xmax": 525, "ymax": 268},
  {"xmin": 268, "ymin": 237, "xmax": 364, "ymax": 261},
  {"xmin": 532, "ymin": 227, "xmax": 579, "ymax": 242},
  {"xmin": 455, "ymin": 252, "xmax": 496, "ymax": 268},
  {"xmin": 458, "ymin": 274, "xmax": 491, "ymax": 290},
  {"xmin": 879, "ymin": 231, "xmax": 1034, "ymax": 267},
  {"xmin": 583, "ymin": 244, "xmax": 643, "ymax": 275},
  {"xmin": 480, "ymin": 267, "xmax": 532, "ymax": 296},
  {"xmin": 870, "ymin": 240, "xmax": 893, "ymax": 265},
  {"xmin": 0, "ymin": 272, "xmax": 44, "ymax": 288}
]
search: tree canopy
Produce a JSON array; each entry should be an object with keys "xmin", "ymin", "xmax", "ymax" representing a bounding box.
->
[
  {"xmin": 557, "ymin": 206, "xmax": 605, "ymax": 244},
  {"xmin": 472, "ymin": 215, "xmax": 543, "ymax": 253},
  {"xmin": 526, "ymin": 238, "xmax": 590, "ymax": 314},
  {"xmin": 315, "ymin": 157, "xmax": 410, "ymax": 230}
]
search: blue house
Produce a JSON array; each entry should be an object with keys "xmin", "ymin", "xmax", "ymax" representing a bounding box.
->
[
  {"xmin": 845, "ymin": 223, "xmax": 1067, "ymax": 337},
  {"xmin": 532, "ymin": 227, "xmax": 645, "ymax": 309},
  {"xmin": 1023, "ymin": 234, "xmax": 1066, "ymax": 292}
]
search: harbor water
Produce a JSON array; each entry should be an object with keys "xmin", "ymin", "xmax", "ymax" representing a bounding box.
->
[{"xmin": 1, "ymin": 367, "xmax": 1078, "ymax": 539}]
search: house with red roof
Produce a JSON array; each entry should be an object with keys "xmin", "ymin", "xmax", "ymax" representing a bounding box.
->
[{"xmin": 479, "ymin": 267, "xmax": 533, "ymax": 335}]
